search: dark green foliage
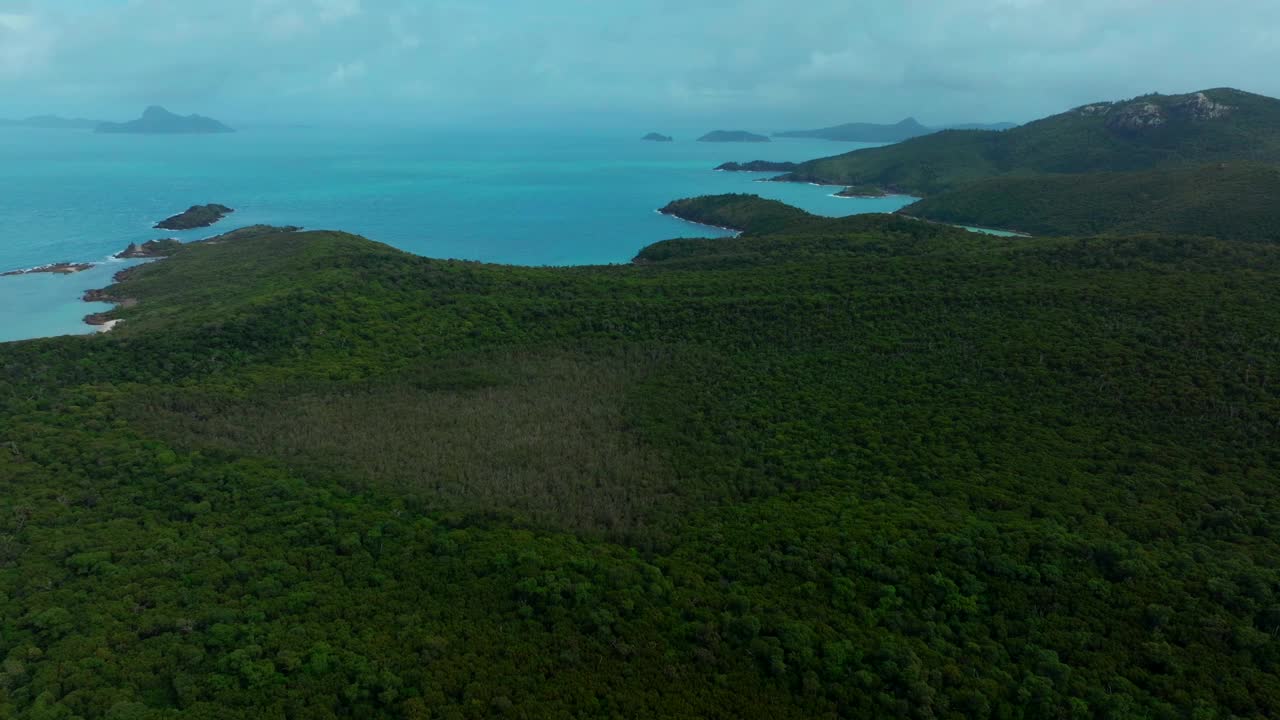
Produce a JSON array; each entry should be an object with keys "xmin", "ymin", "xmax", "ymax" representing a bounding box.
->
[
  {"xmin": 780, "ymin": 88, "xmax": 1280, "ymax": 195},
  {"xmin": 716, "ymin": 161, "xmax": 799, "ymax": 172},
  {"xmin": 834, "ymin": 184, "xmax": 891, "ymax": 198},
  {"xmin": 154, "ymin": 204, "xmax": 234, "ymax": 231},
  {"xmin": 901, "ymin": 162, "xmax": 1280, "ymax": 239},
  {"xmin": 2, "ymin": 202, "xmax": 1280, "ymax": 718},
  {"xmin": 659, "ymin": 194, "xmax": 813, "ymax": 233}
]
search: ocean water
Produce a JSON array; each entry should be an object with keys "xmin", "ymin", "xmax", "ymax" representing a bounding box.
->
[{"xmin": 0, "ymin": 128, "xmax": 913, "ymax": 343}]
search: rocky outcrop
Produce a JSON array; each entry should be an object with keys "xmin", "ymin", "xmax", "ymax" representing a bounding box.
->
[
  {"xmin": 835, "ymin": 185, "xmax": 890, "ymax": 198},
  {"xmin": 2, "ymin": 262, "xmax": 94, "ymax": 277},
  {"xmin": 1172, "ymin": 92, "xmax": 1232, "ymax": 121},
  {"xmin": 1076, "ymin": 103, "xmax": 1113, "ymax": 116},
  {"xmin": 116, "ymin": 239, "xmax": 183, "ymax": 259},
  {"xmin": 1104, "ymin": 93, "xmax": 1234, "ymax": 133},
  {"xmin": 716, "ymin": 160, "xmax": 799, "ymax": 172},
  {"xmin": 642, "ymin": 133, "xmax": 674, "ymax": 142},
  {"xmin": 1106, "ymin": 103, "xmax": 1167, "ymax": 132},
  {"xmin": 155, "ymin": 204, "xmax": 234, "ymax": 230}
]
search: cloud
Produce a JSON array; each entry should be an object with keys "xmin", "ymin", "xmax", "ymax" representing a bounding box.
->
[
  {"xmin": 316, "ymin": 0, "xmax": 361, "ymax": 24},
  {"xmin": 0, "ymin": 0, "xmax": 1278, "ymax": 126},
  {"xmin": 328, "ymin": 60, "xmax": 366, "ymax": 87},
  {"xmin": 0, "ymin": 12, "xmax": 54, "ymax": 78}
]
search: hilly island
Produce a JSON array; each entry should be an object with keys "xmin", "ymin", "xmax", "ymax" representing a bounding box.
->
[
  {"xmin": 774, "ymin": 118, "xmax": 1018, "ymax": 143},
  {"xmin": 97, "ymin": 106, "xmax": 235, "ymax": 134},
  {"xmin": 771, "ymin": 89, "xmax": 1280, "ymax": 195},
  {"xmin": 713, "ymin": 87, "xmax": 1280, "ymax": 239}
]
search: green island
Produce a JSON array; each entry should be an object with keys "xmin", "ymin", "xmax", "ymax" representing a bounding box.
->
[
  {"xmin": 777, "ymin": 89, "xmax": 1280, "ymax": 194},
  {"xmin": 716, "ymin": 161, "xmax": 799, "ymax": 172},
  {"xmin": 2, "ymin": 191, "xmax": 1278, "ymax": 718},
  {"xmin": 154, "ymin": 204, "xmax": 235, "ymax": 231},
  {"xmin": 744, "ymin": 88, "xmax": 1280, "ymax": 238}
]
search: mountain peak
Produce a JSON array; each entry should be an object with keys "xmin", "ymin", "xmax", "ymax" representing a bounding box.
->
[{"xmin": 97, "ymin": 107, "xmax": 234, "ymax": 134}]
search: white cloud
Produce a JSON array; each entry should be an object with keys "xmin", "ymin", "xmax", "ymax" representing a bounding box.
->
[
  {"xmin": 315, "ymin": 0, "xmax": 361, "ymax": 24},
  {"xmin": 0, "ymin": 12, "xmax": 53, "ymax": 78},
  {"xmin": 328, "ymin": 60, "xmax": 366, "ymax": 87},
  {"xmin": 264, "ymin": 10, "xmax": 308, "ymax": 39}
]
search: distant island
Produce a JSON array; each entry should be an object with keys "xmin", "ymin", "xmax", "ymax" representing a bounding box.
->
[
  {"xmin": 944, "ymin": 122, "xmax": 1020, "ymax": 131},
  {"xmin": 97, "ymin": 106, "xmax": 235, "ymax": 134},
  {"xmin": 775, "ymin": 117, "xmax": 1018, "ymax": 143},
  {"xmin": 776, "ymin": 118, "xmax": 934, "ymax": 143},
  {"xmin": 715, "ymin": 160, "xmax": 798, "ymax": 172},
  {"xmin": 697, "ymin": 130, "xmax": 770, "ymax": 143},
  {"xmin": 155, "ymin": 204, "xmax": 235, "ymax": 230},
  {"xmin": 642, "ymin": 133, "xmax": 674, "ymax": 142},
  {"xmin": 0, "ymin": 115, "xmax": 102, "ymax": 130}
]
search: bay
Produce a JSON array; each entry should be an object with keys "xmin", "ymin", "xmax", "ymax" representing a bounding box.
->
[{"xmin": 0, "ymin": 128, "xmax": 912, "ymax": 342}]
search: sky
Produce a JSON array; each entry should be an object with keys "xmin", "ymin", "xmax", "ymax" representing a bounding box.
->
[{"xmin": 0, "ymin": 0, "xmax": 1277, "ymax": 129}]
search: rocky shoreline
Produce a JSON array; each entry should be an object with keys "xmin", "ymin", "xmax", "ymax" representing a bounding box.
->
[
  {"xmin": 834, "ymin": 185, "xmax": 892, "ymax": 198},
  {"xmin": 116, "ymin": 238, "xmax": 183, "ymax": 258},
  {"xmin": 1, "ymin": 262, "xmax": 94, "ymax": 277},
  {"xmin": 79, "ymin": 224, "xmax": 301, "ymax": 333}
]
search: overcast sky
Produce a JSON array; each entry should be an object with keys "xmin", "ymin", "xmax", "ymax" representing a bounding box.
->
[{"xmin": 1, "ymin": 0, "xmax": 1277, "ymax": 129}]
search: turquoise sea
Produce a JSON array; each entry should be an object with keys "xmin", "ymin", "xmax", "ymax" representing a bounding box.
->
[{"xmin": 0, "ymin": 128, "xmax": 914, "ymax": 343}]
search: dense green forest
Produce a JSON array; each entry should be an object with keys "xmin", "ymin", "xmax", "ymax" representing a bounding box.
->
[
  {"xmin": 899, "ymin": 162, "xmax": 1280, "ymax": 240},
  {"xmin": 775, "ymin": 88, "xmax": 1280, "ymax": 195},
  {"xmin": 2, "ymin": 202, "xmax": 1280, "ymax": 718}
]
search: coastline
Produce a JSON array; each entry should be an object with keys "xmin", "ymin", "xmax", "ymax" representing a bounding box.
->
[
  {"xmin": 831, "ymin": 191, "xmax": 915, "ymax": 200},
  {"xmin": 752, "ymin": 177, "xmax": 847, "ymax": 188},
  {"xmin": 4, "ymin": 224, "xmax": 301, "ymax": 343},
  {"xmin": 897, "ymin": 213, "xmax": 1032, "ymax": 238},
  {"xmin": 654, "ymin": 208, "xmax": 744, "ymax": 236}
]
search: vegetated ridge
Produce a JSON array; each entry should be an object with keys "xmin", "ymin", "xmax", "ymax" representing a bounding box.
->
[{"xmin": 3, "ymin": 192, "xmax": 1280, "ymax": 718}]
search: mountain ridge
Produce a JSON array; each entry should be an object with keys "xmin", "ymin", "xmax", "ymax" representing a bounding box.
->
[
  {"xmin": 775, "ymin": 117, "xmax": 1018, "ymax": 143},
  {"xmin": 774, "ymin": 87, "xmax": 1280, "ymax": 195},
  {"xmin": 97, "ymin": 106, "xmax": 235, "ymax": 134}
]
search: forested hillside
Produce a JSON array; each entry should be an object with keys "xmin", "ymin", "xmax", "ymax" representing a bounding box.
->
[
  {"xmin": 899, "ymin": 162, "xmax": 1280, "ymax": 239},
  {"xmin": 775, "ymin": 88, "xmax": 1280, "ymax": 195},
  {"xmin": 2, "ymin": 206, "xmax": 1279, "ymax": 718}
]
